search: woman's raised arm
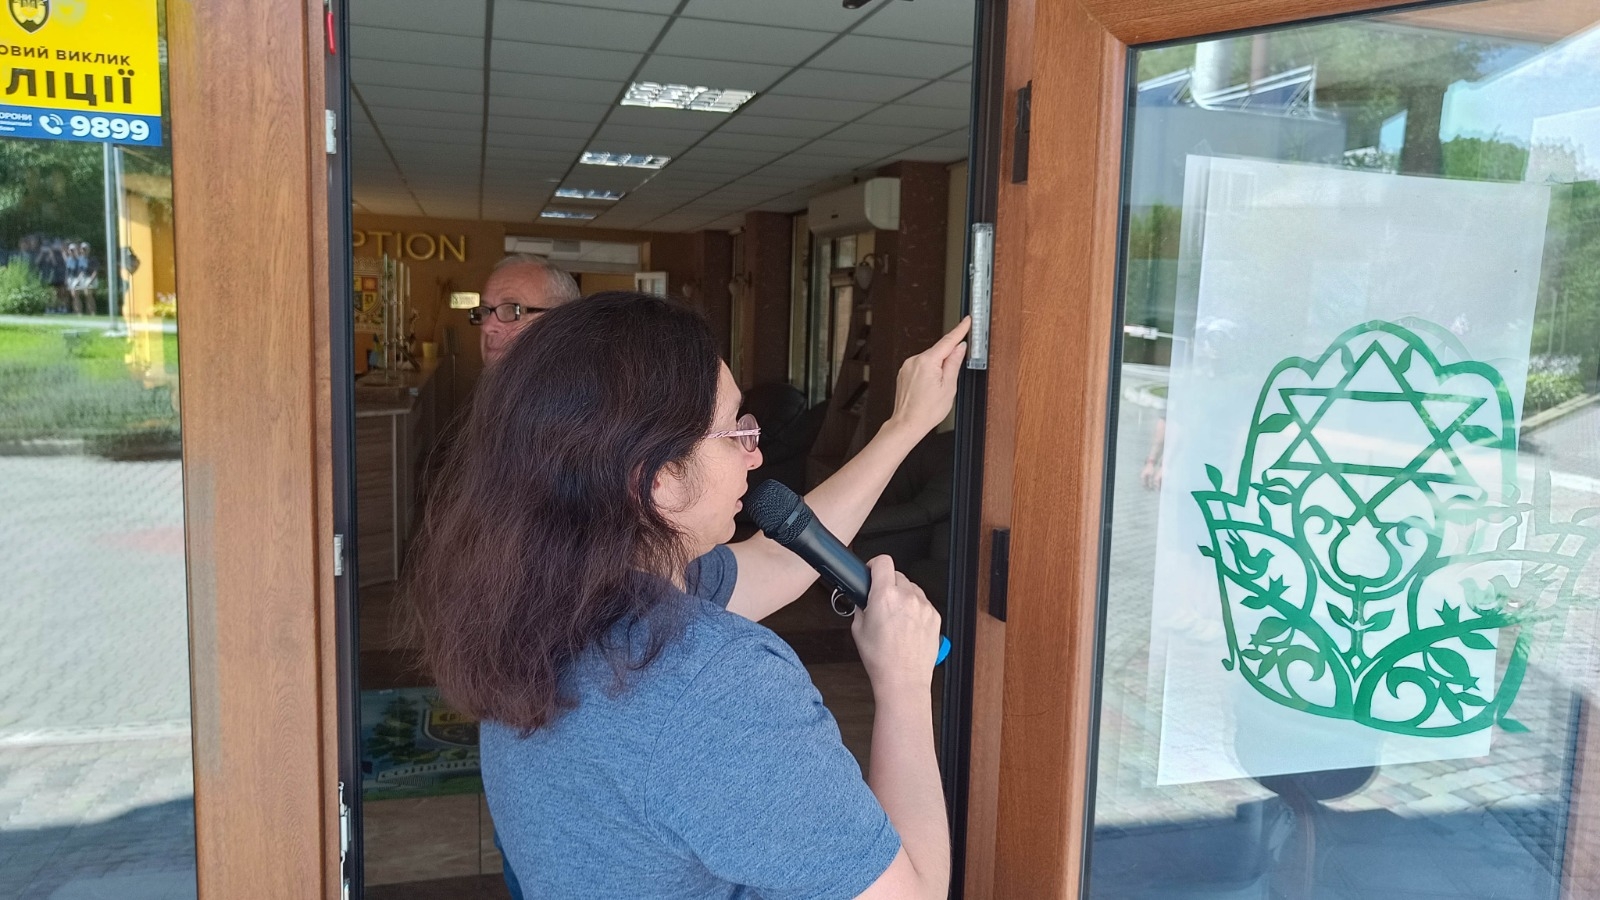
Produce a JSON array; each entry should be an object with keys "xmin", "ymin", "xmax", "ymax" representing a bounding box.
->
[{"xmin": 726, "ymin": 317, "xmax": 969, "ymax": 622}]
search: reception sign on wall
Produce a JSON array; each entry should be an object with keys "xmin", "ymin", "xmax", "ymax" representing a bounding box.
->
[
  {"xmin": 0, "ymin": 0, "xmax": 163, "ymax": 145},
  {"xmin": 1147, "ymin": 157, "xmax": 1591, "ymax": 785}
]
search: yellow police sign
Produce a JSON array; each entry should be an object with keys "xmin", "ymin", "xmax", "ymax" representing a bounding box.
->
[{"xmin": 0, "ymin": 0, "xmax": 162, "ymax": 145}]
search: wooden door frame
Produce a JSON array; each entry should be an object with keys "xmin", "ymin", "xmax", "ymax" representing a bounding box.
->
[
  {"xmin": 964, "ymin": 0, "xmax": 1556, "ymax": 897},
  {"xmin": 167, "ymin": 0, "xmax": 340, "ymax": 896}
]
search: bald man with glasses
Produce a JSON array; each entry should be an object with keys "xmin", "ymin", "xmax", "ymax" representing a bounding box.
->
[{"xmin": 472, "ymin": 253, "xmax": 582, "ymax": 367}]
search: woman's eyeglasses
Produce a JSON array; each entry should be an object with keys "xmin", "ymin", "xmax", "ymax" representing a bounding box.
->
[
  {"xmin": 468, "ymin": 303, "xmax": 551, "ymax": 325},
  {"xmin": 706, "ymin": 413, "xmax": 760, "ymax": 452}
]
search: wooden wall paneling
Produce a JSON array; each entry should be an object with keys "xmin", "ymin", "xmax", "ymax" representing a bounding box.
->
[
  {"xmin": 867, "ymin": 161, "xmax": 949, "ymax": 431},
  {"xmin": 166, "ymin": 0, "xmax": 333, "ymax": 896},
  {"xmin": 699, "ymin": 231, "xmax": 736, "ymax": 361},
  {"xmin": 961, "ymin": 0, "xmax": 1033, "ymax": 895},
  {"xmin": 743, "ymin": 211, "xmax": 795, "ymax": 387}
]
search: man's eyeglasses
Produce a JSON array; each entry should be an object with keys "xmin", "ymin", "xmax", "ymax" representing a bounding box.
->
[
  {"xmin": 468, "ymin": 303, "xmax": 552, "ymax": 325},
  {"xmin": 707, "ymin": 413, "xmax": 760, "ymax": 452}
]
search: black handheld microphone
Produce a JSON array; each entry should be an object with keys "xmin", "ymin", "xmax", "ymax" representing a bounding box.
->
[{"xmin": 747, "ymin": 479, "xmax": 949, "ymax": 665}]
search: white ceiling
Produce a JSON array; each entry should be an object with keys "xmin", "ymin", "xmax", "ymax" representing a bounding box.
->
[{"xmin": 347, "ymin": 0, "xmax": 975, "ymax": 231}]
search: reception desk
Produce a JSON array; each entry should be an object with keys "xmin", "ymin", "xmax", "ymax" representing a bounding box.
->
[{"xmin": 353, "ymin": 359, "xmax": 454, "ymax": 587}]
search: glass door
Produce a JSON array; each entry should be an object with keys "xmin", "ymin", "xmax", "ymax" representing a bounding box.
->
[
  {"xmin": 0, "ymin": 3, "xmax": 197, "ymax": 896},
  {"xmin": 1085, "ymin": 2, "xmax": 1600, "ymax": 897}
]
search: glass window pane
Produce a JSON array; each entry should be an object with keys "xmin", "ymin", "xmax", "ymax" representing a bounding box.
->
[
  {"xmin": 0, "ymin": 6, "xmax": 194, "ymax": 897},
  {"xmin": 1094, "ymin": 4, "xmax": 1600, "ymax": 897}
]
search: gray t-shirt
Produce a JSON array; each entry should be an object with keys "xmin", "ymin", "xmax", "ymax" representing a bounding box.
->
[{"xmin": 481, "ymin": 546, "xmax": 901, "ymax": 899}]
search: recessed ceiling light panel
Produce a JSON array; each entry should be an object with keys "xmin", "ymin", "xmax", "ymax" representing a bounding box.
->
[
  {"xmin": 620, "ymin": 81, "xmax": 756, "ymax": 113},
  {"xmin": 579, "ymin": 151, "xmax": 671, "ymax": 169},
  {"xmin": 554, "ymin": 188, "xmax": 625, "ymax": 201},
  {"xmin": 540, "ymin": 209, "xmax": 597, "ymax": 220}
]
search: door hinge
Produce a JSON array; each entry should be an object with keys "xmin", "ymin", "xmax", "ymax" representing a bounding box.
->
[
  {"xmin": 333, "ymin": 533, "xmax": 345, "ymax": 577},
  {"xmin": 339, "ymin": 781, "xmax": 352, "ymax": 900},
  {"xmin": 1012, "ymin": 82, "xmax": 1031, "ymax": 184},
  {"xmin": 989, "ymin": 527, "xmax": 1011, "ymax": 622},
  {"xmin": 325, "ymin": 109, "xmax": 338, "ymax": 155},
  {"xmin": 967, "ymin": 222, "xmax": 994, "ymax": 371}
]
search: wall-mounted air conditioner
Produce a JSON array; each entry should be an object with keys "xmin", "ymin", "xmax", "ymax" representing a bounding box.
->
[{"xmin": 808, "ymin": 178, "xmax": 899, "ymax": 237}]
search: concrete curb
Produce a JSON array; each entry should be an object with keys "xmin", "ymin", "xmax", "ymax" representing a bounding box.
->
[
  {"xmin": 0, "ymin": 437, "xmax": 87, "ymax": 457},
  {"xmin": 1522, "ymin": 392, "xmax": 1599, "ymax": 436}
]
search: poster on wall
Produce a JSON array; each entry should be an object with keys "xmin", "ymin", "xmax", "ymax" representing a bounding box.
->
[
  {"xmin": 1148, "ymin": 156, "xmax": 1588, "ymax": 785},
  {"xmin": 0, "ymin": 0, "xmax": 164, "ymax": 146}
]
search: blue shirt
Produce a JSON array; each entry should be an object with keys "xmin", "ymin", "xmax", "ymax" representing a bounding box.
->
[{"xmin": 481, "ymin": 546, "xmax": 901, "ymax": 899}]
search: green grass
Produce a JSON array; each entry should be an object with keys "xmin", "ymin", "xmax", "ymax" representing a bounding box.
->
[{"xmin": 0, "ymin": 325, "xmax": 179, "ymax": 450}]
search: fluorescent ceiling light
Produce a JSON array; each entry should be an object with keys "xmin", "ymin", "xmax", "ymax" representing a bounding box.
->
[
  {"xmin": 621, "ymin": 81, "xmax": 756, "ymax": 113},
  {"xmin": 540, "ymin": 209, "xmax": 597, "ymax": 220},
  {"xmin": 554, "ymin": 188, "xmax": 625, "ymax": 201},
  {"xmin": 580, "ymin": 151, "xmax": 671, "ymax": 169}
]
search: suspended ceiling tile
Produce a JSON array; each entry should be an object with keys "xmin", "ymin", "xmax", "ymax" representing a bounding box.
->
[
  {"xmin": 483, "ymin": 202, "xmax": 540, "ymax": 222},
  {"xmin": 665, "ymin": 158, "xmax": 753, "ymax": 177},
  {"xmin": 810, "ymin": 35, "xmax": 971, "ymax": 79},
  {"xmin": 591, "ymin": 123, "xmax": 706, "ymax": 155},
  {"xmin": 654, "ymin": 19, "xmax": 833, "ymax": 66},
  {"xmin": 677, "ymin": 146, "xmax": 780, "ymax": 166},
  {"xmin": 374, "ymin": 122, "xmax": 479, "ymax": 145},
  {"xmin": 920, "ymin": 129, "xmax": 971, "ymax": 150},
  {"xmin": 371, "ymin": 137, "xmax": 480, "ymax": 160},
  {"xmin": 679, "ymin": 0, "xmax": 859, "ymax": 32},
  {"xmin": 493, "ymin": 1, "xmax": 668, "ymax": 52},
  {"xmin": 827, "ymin": 121, "xmax": 950, "ymax": 145},
  {"xmin": 756, "ymin": 196, "xmax": 809, "ymax": 213},
  {"xmin": 487, "ymin": 96, "xmax": 609, "ymax": 124},
  {"xmin": 353, "ymin": 59, "xmax": 482, "ymax": 93},
  {"xmin": 483, "ymin": 146, "xmax": 577, "ymax": 165},
  {"xmin": 358, "ymin": 196, "xmax": 426, "ymax": 216},
  {"xmin": 484, "ymin": 131, "xmax": 588, "ymax": 152},
  {"xmin": 718, "ymin": 115, "xmax": 839, "ymax": 138},
  {"xmin": 899, "ymin": 79, "xmax": 971, "ymax": 109},
  {"xmin": 759, "ymin": 159, "xmax": 848, "ymax": 180},
  {"xmin": 644, "ymin": 170, "xmax": 730, "ymax": 186},
  {"xmin": 562, "ymin": 0, "xmax": 683, "ymax": 13},
  {"xmin": 351, "ymin": 26, "xmax": 483, "ymax": 67},
  {"xmin": 361, "ymin": 85, "xmax": 481, "ymax": 114},
  {"xmin": 559, "ymin": 168, "xmax": 653, "ymax": 192},
  {"xmin": 943, "ymin": 65, "xmax": 973, "ymax": 82},
  {"xmin": 399, "ymin": 166, "xmax": 482, "ymax": 183},
  {"xmin": 771, "ymin": 69, "xmax": 927, "ymax": 103},
  {"xmin": 853, "ymin": 0, "xmax": 975, "ymax": 46},
  {"xmin": 789, "ymin": 142, "xmax": 886, "ymax": 164},
  {"xmin": 740, "ymin": 94, "xmax": 877, "ymax": 122},
  {"xmin": 350, "ymin": 0, "xmax": 485, "ymax": 37},
  {"xmin": 857, "ymin": 103, "xmax": 969, "ymax": 129},
  {"xmin": 890, "ymin": 142, "xmax": 968, "ymax": 163},
  {"xmin": 489, "ymin": 71, "xmax": 621, "ymax": 105},
  {"xmin": 726, "ymin": 170, "xmax": 812, "ymax": 189},
  {"xmin": 489, "ymin": 115, "xmax": 600, "ymax": 137},
  {"xmin": 697, "ymin": 131, "xmax": 809, "ymax": 154},
  {"xmin": 490, "ymin": 40, "xmax": 641, "ymax": 80},
  {"xmin": 384, "ymin": 134, "xmax": 482, "ymax": 153},
  {"xmin": 634, "ymin": 56, "xmax": 792, "ymax": 94},
  {"xmin": 367, "ymin": 105, "xmax": 482, "ymax": 132},
  {"xmin": 479, "ymin": 181, "xmax": 557, "ymax": 200},
  {"xmin": 604, "ymin": 106, "xmax": 726, "ymax": 132}
]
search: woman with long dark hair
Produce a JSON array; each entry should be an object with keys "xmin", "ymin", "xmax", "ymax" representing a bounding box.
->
[{"xmin": 406, "ymin": 291, "xmax": 968, "ymax": 898}]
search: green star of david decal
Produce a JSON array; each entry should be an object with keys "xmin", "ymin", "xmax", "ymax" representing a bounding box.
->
[{"xmin": 1194, "ymin": 320, "xmax": 1597, "ymax": 737}]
